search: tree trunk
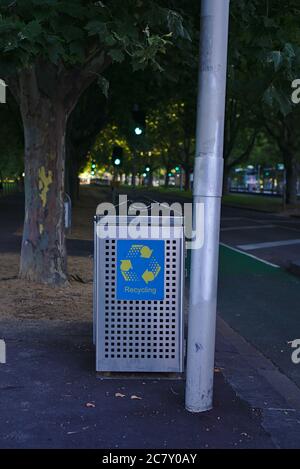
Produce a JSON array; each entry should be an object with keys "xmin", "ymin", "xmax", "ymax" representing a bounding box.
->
[
  {"xmin": 285, "ymin": 156, "xmax": 298, "ymax": 205},
  {"xmin": 19, "ymin": 94, "xmax": 67, "ymax": 284},
  {"xmin": 183, "ymin": 165, "xmax": 190, "ymax": 191},
  {"xmin": 222, "ymin": 166, "xmax": 231, "ymax": 195},
  {"xmin": 6, "ymin": 53, "xmax": 111, "ymax": 286},
  {"xmin": 69, "ymin": 159, "xmax": 80, "ymax": 204},
  {"xmin": 165, "ymin": 171, "xmax": 170, "ymax": 188}
]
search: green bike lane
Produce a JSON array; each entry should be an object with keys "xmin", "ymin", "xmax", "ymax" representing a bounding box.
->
[{"xmin": 217, "ymin": 245, "xmax": 300, "ymax": 388}]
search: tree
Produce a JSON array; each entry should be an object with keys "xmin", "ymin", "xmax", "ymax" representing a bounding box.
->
[
  {"xmin": 263, "ymin": 111, "xmax": 300, "ymax": 203},
  {"xmin": 223, "ymin": 96, "xmax": 258, "ymax": 194},
  {"xmin": 66, "ymin": 82, "xmax": 108, "ymax": 203},
  {"xmin": 0, "ymin": 0, "xmax": 191, "ymax": 284},
  {"xmin": 229, "ymin": 0, "xmax": 300, "ymax": 203},
  {"xmin": 0, "ymin": 90, "xmax": 24, "ymax": 181},
  {"xmin": 147, "ymin": 101, "xmax": 195, "ymax": 189}
]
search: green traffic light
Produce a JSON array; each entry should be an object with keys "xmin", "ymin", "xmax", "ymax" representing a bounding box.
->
[{"xmin": 114, "ymin": 158, "xmax": 121, "ymax": 166}]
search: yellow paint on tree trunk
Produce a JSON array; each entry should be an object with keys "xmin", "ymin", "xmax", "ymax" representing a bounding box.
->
[
  {"xmin": 39, "ymin": 224, "xmax": 44, "ymax": 235},
  {"xmin": 38, "ymin": 167, "xmax": 53, "ymax": 208}
]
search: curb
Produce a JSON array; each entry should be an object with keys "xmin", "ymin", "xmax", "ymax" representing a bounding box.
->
[{"xmin": 216, "ymin": 317, "xmax": 300, "ymax": 448}]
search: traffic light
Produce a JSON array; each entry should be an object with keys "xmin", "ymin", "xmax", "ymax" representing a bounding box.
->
[
  {"xmin": 91, "ymin": 160, "xmax": 96, "ymax": 176},
  {"xmin": 145, "ymin": 166, "xmax": 151, "ymax": 173},
  {"xmin": 112, "ymin": 146, "xmax": 123, "ymax": 167},
  {"xmin": 132, "ymin": 105, "xmax": 146, "ymax": 136},
  {"xmin": 175, "ymin": 165, "xmax": 180, "ymax": 173}
]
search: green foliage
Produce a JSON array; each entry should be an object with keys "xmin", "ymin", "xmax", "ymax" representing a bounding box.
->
[
  {"xmin": 230, "ymin": 0, "xmax": 300, "ymax": 117},
  {"xmin": 224, "ymin": 0, "xmax": 300, "ymax": 177},
  {"xmin": 0, "ymin": 0, "xmax": 192, "ymax": 76}
]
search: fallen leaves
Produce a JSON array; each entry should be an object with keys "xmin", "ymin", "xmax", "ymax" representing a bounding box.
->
[
  {"xmin": 115, "ymin": 392, "xmax": 126, "ymax": 398},
  {"xmin": 114, "ymin": 392, "xmax": 143, "ymax": 400}
]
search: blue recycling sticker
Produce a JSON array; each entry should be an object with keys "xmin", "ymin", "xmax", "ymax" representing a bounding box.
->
[{"xmin": 116, "ymin": 240, "xmax": 165, "ymax": 300}]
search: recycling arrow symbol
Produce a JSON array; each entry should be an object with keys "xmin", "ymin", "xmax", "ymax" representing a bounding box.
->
[{"xmin": 120, "ymin": 244, "xmax": 161, "ymax": 284}]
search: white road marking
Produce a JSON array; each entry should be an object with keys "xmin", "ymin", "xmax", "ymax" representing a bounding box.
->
[
  {"xmin": 221, "ymin": 217, "xmax": 245, "ymax": 221},
  {"xmin": 243, "ymin": 217, "xmax": 274, "ymax": 225},
  {"xmin": 273, "ymin": 224, "xmax": 300, "ymax": 234},
  {"xmin": 244, "ymin": 217, "xmax": 300, "ymax": 231},
  {"xmin": 221, "ymin": 224, "xmax": 275, "ymax": 232},
  {"xmin": 220, "ymin": 242, "xmax": 280, "ymax": 268},
  {"xmin": 237, "ymin": 239, "xmax": 300, "ymax": 251}
]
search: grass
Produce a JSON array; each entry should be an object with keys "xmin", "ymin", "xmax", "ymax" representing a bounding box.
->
[
  {"xmin": 222, "ymin": 193, "xmax": 284, "ymax": 212},
  {"xmin": 119, "ymin": 185, "xmax": 287, "ymax": 212}
]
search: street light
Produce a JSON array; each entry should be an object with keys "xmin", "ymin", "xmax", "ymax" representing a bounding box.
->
[{"xmin": 134, "ymin": 127, "xmax": 143, "ymax": 135}]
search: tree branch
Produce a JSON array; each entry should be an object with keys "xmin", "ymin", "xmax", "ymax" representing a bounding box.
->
[
  {"xmin": 227, "ymin": 129, "xmax": 258, "ymax": 170},
  {"xmin": 60, "ymin": 51, "xmax": 112, "ymax": 116}
]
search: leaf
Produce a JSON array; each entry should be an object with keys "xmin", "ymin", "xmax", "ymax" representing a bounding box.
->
[
  {"xmin": 274, "ymin": 89, "xmax": 292, "ymax": 116},
  {"xmin": 108, "ymin": 49, "xmax": 125, "ymax": 63},
  {"xmin": 269, "ymin": 51, "xmax": 282, "ymax": 72},
  {"xmin": 22, "ymin": 20, "xmax": 42, "ymax": 41},
  {"xmin": 46, "ymin": 40, "xmax": 65, "ymax": 65},
  {"xmin": 283, "ymin": 42, "xmax": 296, "ymax": 60},
  {"xmin": 61, "ymin": 25, "xmax": 85, "ymax": 42},
  {"xmin": 85, "ymin": 402, "xmax": 96, "ymax": 408},
  {"xmin": 263, "ymin": 85, "xmax": 292, "ymax": 116},
  {"xmin": 69, "ymin": 41, "xmax": 85, "ymax": 61},
  {"xmin": 115, "ymin": 392, "xmax": 126, "ymax": 398},
  {"xmin": 97, "ymin": 76, "xmax": 110, "ymax": 98},
  {"xmin": 167, "ymin": 10, "xmax": 191, "ymax": 41},
  {"xmin": 130, "ymin": 395, "xmax": 142, "ymax": 400},
  {"xmin": 85, "ymin": 21, "xmax": 108, "ymax": 37},
  {"xmin": 263, "ymin": 17, "xmax": 276, "ymax": 28}
]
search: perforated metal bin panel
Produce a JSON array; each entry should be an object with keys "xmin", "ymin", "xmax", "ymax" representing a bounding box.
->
[{"xmin": 94, "ymin": 217, "xmax": 184, "ymax": 373}]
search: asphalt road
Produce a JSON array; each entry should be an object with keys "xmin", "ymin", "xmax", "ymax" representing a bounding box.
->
[
  {"xmin": 3, "ymin": 189, "xmax": 300, "ymax": 269},
  {"xmin": 120, "ymin": 188, "xmax": 300, "ymax": 269},
  {"xmin": 220, "ymin": 206, "xmax": 300, "ymax": 269}
]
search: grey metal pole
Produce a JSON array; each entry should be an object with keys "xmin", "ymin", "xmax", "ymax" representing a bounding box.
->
[{"xmin": 185, "ymin": 0, "xmax": 230, "ymax": 413}]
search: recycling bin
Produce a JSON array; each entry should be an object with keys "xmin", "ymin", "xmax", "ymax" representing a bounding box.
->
[{"xmin": 94, "ymin": 214, "xmax": 185, "ymax": 373}]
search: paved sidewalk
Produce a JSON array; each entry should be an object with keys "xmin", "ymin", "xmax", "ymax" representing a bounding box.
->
[{"xmin": 0, "ymin": 319, "xmax": 274, "ymax": 449}]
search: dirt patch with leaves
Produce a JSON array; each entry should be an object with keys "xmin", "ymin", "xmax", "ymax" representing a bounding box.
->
[
  {"xmin": 0, "ymin": 185, "xmax": 111, "ymax": 322},
  {"xmin": 0, "ymin": 253, "xmax": 93, "ymax": 321}
]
